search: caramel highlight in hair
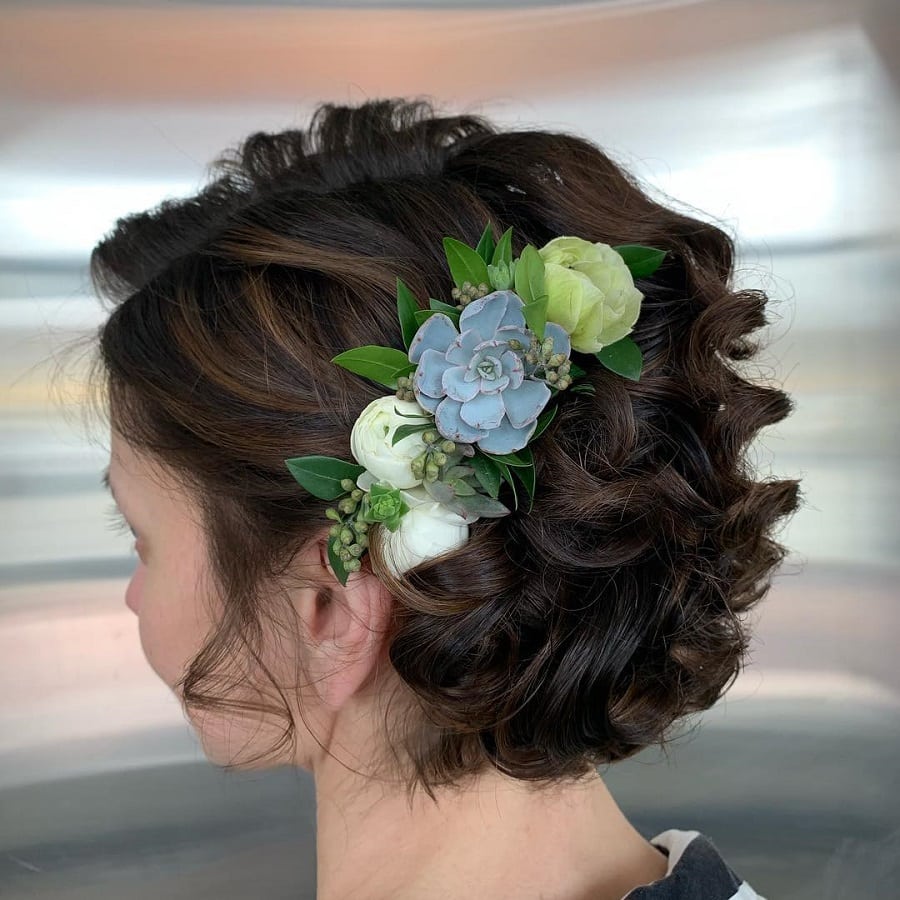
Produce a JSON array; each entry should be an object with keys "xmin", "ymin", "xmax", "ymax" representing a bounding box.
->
[{"xmin": 84, "ymin": 98, "xmax": 802, "ymax": 798}]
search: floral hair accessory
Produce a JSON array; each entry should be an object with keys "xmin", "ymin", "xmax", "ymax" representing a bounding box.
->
[{"xmin": 285, "ymin": 225, "xmax": 665, "ymax": 585}]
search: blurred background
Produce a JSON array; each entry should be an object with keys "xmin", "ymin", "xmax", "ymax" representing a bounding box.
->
[{"xmin": 1, "ymin": 0, "xmax": 898, "ymax": 897}]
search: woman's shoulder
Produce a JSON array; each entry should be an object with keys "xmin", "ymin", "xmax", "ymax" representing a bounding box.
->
[{"xmin": 621, "ymin": 829, "xmax": 766, "ymax": 900}]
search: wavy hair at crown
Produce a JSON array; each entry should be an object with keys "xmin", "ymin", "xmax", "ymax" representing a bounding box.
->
[{"xmin": 75, "ymin": 97, "xmax": 803, "ymax": 801}]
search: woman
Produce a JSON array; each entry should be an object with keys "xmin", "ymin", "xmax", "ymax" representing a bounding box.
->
[{"xmin": 90, "ymin": 98, "xmax": 801, "ymax": 898}]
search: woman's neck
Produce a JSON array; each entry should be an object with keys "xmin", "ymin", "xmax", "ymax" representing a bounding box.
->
[{"xmin": 313, "ymin": 761, "xmax": 668, "ymax": 900}]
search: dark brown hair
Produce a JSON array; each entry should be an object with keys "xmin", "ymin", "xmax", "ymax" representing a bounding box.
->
[{"xmin": 84, "ymin": 97, "xmax": 802, "ymax": 799}]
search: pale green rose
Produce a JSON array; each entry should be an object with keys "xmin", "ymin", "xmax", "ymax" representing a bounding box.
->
[
  {"xmin": 538, "ymin": 236, "xmax": 643, "ymax": 354},
  {"xmin": 349, "ymin": 396, "xmax": 430, "ymax": 489}
]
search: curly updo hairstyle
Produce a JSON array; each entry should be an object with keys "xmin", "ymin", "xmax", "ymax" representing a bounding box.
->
[{"xmin": 87, "ymin": 98, "xmax": 802, "ymax": 799}]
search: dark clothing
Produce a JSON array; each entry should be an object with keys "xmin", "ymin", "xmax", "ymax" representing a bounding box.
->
[{"xmin": 622, "ymin": 829, "xmax": 765, "ymax": 899}]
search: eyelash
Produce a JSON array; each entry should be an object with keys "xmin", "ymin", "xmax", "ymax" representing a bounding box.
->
[{"xmin": 105, "ymin": 504, "xmax": 137, "ymax": 540}]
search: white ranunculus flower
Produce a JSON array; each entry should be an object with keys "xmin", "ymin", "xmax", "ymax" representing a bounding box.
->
[
  {"xmin": 349, "ymin": 396, "xmax": 432, "ymax": 490},
  {"xmin": 350, "ymin": 397, "xmax": 471, "ymax": 576},
  {"xmin": 353, "ymin": 476, "xmax": 471, "ymax": 576},
  {"xmin": 377, "ymin": 485, "xmax": 470, "ymax": 577}
]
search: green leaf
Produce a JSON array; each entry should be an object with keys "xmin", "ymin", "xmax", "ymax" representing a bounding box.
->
[
  {"xmin": 414, "ymin": 307, "xmax": 459, "ymax": 327},
  {"xmin": 512, "ymin": 464, "xmax": 536, "ymax": 514},
  {"xmin": 428, "ymin": 297, "xmax": 462, "ymax": 317},
  {"xmin": 495, "ymin": 460, "xmax": 518, "ymax": 512},
  {"xmin": 522, "ymin": 297, "xmax": 547, "ymax": 343},
  {"xmin": 530, "ymin": 404, "xmax": 558, "ymax": 442},
  {"xmin": 514, "ymin": 245, "xmax": 548, "ymax": 339},
  {"xmin": 470, "ymin": 454, "xmax": 502, "ymax": 499},
  {"xmin": 513, "ymin": 245, "xmax": 545, "ymax": 303},
  {"xmin": 491, "ymin": 227, "xmax": 514, "ymax": 267},
  {"xmin": 443, "ymin": 237, "xmax": 491, "ymax": 291},
  {"xmin": 568, "ymin": 361, "xmax": 587, "ymax": 379},
  {"xmin": 423, "ymin": 479, "xmax": 455, "ymax": 504},
  {"xmin": 332, "ymin": 345, "xmax": 416, "ymax": 389},
  {"xmin": 612, "ymin": 244, "xmax": 666, "ymax": 278},
  {"xmin": 482, "ymin": 446, "xmax": 533, "ymax": 468},
  {"xmin": 396, "ymin": 278, "xmax": 419, "ymax": 351},
  {"xmin": 447, "ymin": 477, "xmax": 477, "ymax": 497},
  {"xmin": 474, "ymin": 223, "xmax": 495, "ymax": 266},
  {"xmin": 391, "ymin": 422, "xmax": 432, "ymax": 446},
  {"xmin": 285, "ymin": 455, "xmax": 366, "ymax": 500},
  {"xmin": 414, "ymin": 308, "xmax": 438, "ymax": 326},
  {"xmin": 392, "ymin": 404, "xmax": 433, "ymax": 419},
  {"xmin": 448, "ymin": 493, "xmax": 512, "ymax": 518},
  {"xmin": 444, "ymin": 465, "xmax": 475, "ymax": 479},
  {"xmin": 327, "ymin": 538, "xmax": 350, "ymax": 587},
  {"xmin": 595, "ymin": 336, "xmax": 643, "ymax": 381}
]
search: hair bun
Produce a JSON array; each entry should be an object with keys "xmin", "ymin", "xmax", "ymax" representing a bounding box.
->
[{"xmin": 88, "ymin": 98, "xmax": 801, "ymax": 795}]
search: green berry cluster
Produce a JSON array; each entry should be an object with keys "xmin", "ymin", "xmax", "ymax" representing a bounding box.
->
[
  {"xmin": 450, "ymin": 281, "xmax": 492, "ymax": 309},
  {"xmin": 395, "ymin": 374, "xmax": 415, "ymax": 403},
  {"xmin": 410, "ymin": 430, "xmax": 456, "ymax": 483},
  {"xmin": 324, "ymin": 478, "xmax": 370, "ymax": 574},
  {"xmin": 507, "ymin": 335, "xmax": 573, "ymax": 390}
]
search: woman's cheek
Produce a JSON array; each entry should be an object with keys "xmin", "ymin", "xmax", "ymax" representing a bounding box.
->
[
  {"xmin": 125, "ymin": 559, "xmax": 145, "ymax": 614},
  {"xmin": 134, "ymin": 556, "xmax": 210, "ymax": 695},
  {"xmin": 131, "ymin": 562, "xmax": 178, "ymax": 688}
]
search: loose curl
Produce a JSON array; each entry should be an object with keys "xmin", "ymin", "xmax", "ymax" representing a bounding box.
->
[{"xmin": 82, "ymin": 98, "xmax": 802, "ymax": 799}]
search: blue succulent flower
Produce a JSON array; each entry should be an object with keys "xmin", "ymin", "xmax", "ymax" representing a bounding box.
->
[{"xmin": 407, "ymin": 290, "xmax": 571, "ymax": 455}]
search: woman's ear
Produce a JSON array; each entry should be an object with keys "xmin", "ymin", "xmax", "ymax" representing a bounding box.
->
[{"xmin": 299, "ymin": 533, "xmax": 393, "ymax": 711}]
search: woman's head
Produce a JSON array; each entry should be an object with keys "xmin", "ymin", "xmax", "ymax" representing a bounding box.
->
[{"xmin": 86, "ymin": 97, "xmax": 801, "ymax": 798}]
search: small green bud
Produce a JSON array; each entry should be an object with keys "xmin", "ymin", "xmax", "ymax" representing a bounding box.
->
[
  {"xmin": 432, "ymin": 451, "xmax": 447, "ymax": 466},
  {"xmin": 340, "ymin": 528, "xmax": 354, "ymax": 545},
  {"xmin": 425, "ymin": 462, "xmax": 439, "ymax": 480},
  {"xmin": 451, "ymin": 287, "xmax": 461, "ymax": 300},
  {"xmin": 507, "ymin": 338, "xmax": 522, "ymax": 351},
  {"xmin": 396, "ymin": 375, "xmax": 409, "ymax": 388},
  {"xmin": 348, "ymin": 543, "xmax": 364, "ymax": 557},
  {"xmin": 357, "ymin": 534, "xmax": 369, "ymax": 548},
  {"xmin": 354, "ymin": 519, "xmax": 369, "ymax": 533},
  {"xmin": 351, "ymin": 488, "xmax": 363, "ymax": 500},
  {"xmin": 440, "ymin": 440, "xmax": 456, "ymax": 454},
  {"xmin": 558, "ymin": 361, "xmax": 571, "ymax": 375},
  {"xmin": 340, "ymin": 478, "xmax": 356, "ymax": 492},
  {"xmin": 339, "ymin": 547, "xmax": 352, "ymax": 561},
  {"xmin": 345, "ymin": 558, "xmax": 361, "ymax": 573},
  {"xmin": 546, "ymin": 371, "xmax": 559, "ymax": 383},
  {"xmin": 328, "ymin": 524, "xmax": 341, "ymax": 538},
  {"xmin": 542, "ymin": 337, "xmax": 555, "ymax": 355},
  {"xmin": 338, "ymin": 497, "xmax": 357, "ymax": 514},
  {"xmin": 422, "ymin": 430, "xmax": 437, "ymax": 444},
  {"xmin": 325, "ymin": 507, "xmax": 341, "ymax": 522}
]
